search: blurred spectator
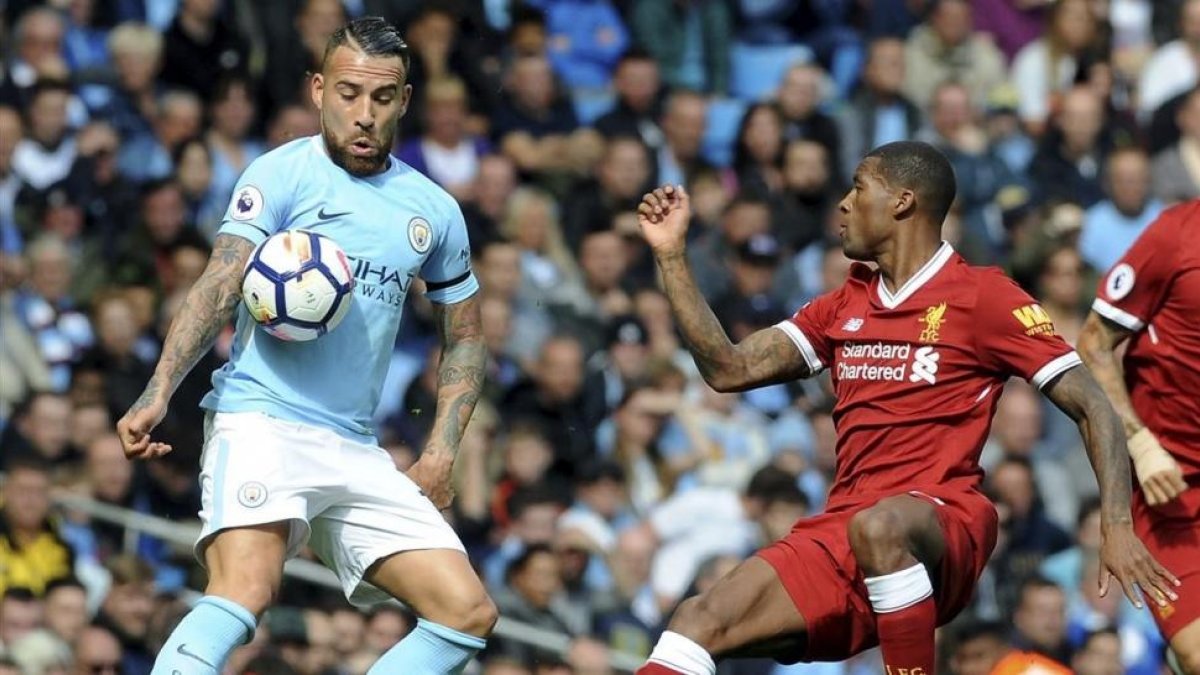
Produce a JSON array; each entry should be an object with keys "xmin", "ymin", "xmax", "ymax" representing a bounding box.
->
[
  {"xmin": 493, "ymin": 54, "xmax": 585, "ymax": 178},
  {"xmin": 563, "ymin": 137, "xmax": 652, "ymax": 252},
  {"xmin": 396, "ymin": 77, "xmax": 491, "ymax": 202},
  {"xmin": 559, "ymin": 230, "xmax": 635, "ymax": 341},
  {"xmin": 498, "ymin": 187, "xmax": 582, "ymax": 306},
  {"xmin": 0, "ymin": 588, "xmax": 44, "ymax": 647},
  {"xmin": 159, "ymin": 0, "xmax": 250, "ymax": 101},
  {"xmin": 265, "ymin": 103, "xmax": 320, "ymax": 151},
  {"xmin": 479, "ymin": 296, "xmax": 524, "ymax": 400},
  {"xmin": 41, "ymin": 579, "xmax": 87, "ymax": 646},
  {"xmin": 503, "ymin": 335, "xmax": 604, "ymax": 478},
  {"xmin": 1, "ymin": 392, "xmax": 75, "ymax": 469},
  {"xmin": 732, "ymin": 103, "xmax": 785, "ymax": 197},
  {"xmin": 592, "ymin": 526, "xmax": 658, "ymax": 657},
  {"xmin": 902, "ymin": 0, "xmax": 1006, "ymax": 110},
  {"xmin": 1011, "ymin": 576, "xmax": 1071, "ymax": 665},
  {"xmin": 490, "ymin": 544, "xmax": 576, "ymax": 665},
  {"xmin": 659, "ymin": 379, "xmax": 774, "ymax": 492},
  {"xmin": 837, "ymin": 38, "xmax": 922, "ymax": 184},
  {"xmin": 631, "ymin": 0, "xmax": 731, "ymax": 96},
  {"xmin": 0, "ymin": 254, "xmax": 52, "ymax": 424},
  {"xmin": 62, "ymin": 0, "xmax": 110, "ymax": 75},
  {"xmin": 0, "ymin": 105, "xmax": 23, "ymax": 246},
  {"xmin": 206, "ymin": 75, "xmax": 264, "ymax": 210},
  {"xmin": 13, "ymin": 80, "xmax": 78, "ymax": 191},
  {"xmin": 0, "ymin": 459, "xmax": 73, "ymax": 595},
  {"xmin": 0, "ymin": 658, "xmax": 15, "ymax": 675},
  {"xmin": 71, "ymin": 625, "xmax": 122, "ymax": 675},
  {"xmin": 94, "ymin": 555, "xmax": 155, "ymax": 674},
  {"xmin": 655, "ymin": 90, "xmax": 710, "ymax": 188},
  {"xmin": 1035, "ymin": 245, "xmax": 1090, "ymax": 346},
  {"xmin": 918, "ymin": 81, "xmax": 1018, "ymax": 260},
  {"xmin": 594, "ymin": 50, "xmax": 664, "ymax": 148},
  {"xmin": 1010, "ymin": 0, "xmax": 1100, "ymax": 134},
  {"xmin": 1066, "ymin": 563, "xmax": 1162, "ymax": 675},
  {"xmin": 462, "ymin": 154, "xmax": 518, "ymax": 246},
  {"xmin": 401, "ymin": 4, "xmax": 495, "ymax": 138},
  {"xmin": 362, "ymin": 605, "xmax": 411, "ymax": 655},
  {"xmin": 82, "ymin": 291, "xmax": 154, "ymax": 416},
  {"xmin": 535, "ymin": 0, "xmax": 629, "ymax": 90},
  {"xmin": 173, "ymin": 138, "xmax": 224, "ymax": 239},
  {"xmin": 1138, "ymin": 0, "xmax": 1200, "ymax": 120},
  {"xmin": 1029, "ymin": 87, "xmax": 1110, "ymax": 208},
  {"xmin": 0, "ymin": 7, "xmax": 74, "ymax": 115},
  {"xmin": 775, "ymin": 64, "xmax": 841, "ymax": 172},
  {"xmin": 263, "ymin": 0, "xmax": 346, "ymax": 119},
  {"xmin": 987, "ymin": 457, "xmax": 1073, "ymax": 615},
  {"xmin": 587, "ymin": 315, "xmax": 652, "ymax": 411},
  {"xmin": 1151, "ymin": 87, "xmax": 1200, "ymax": 203},
  {"xmin": 98, "ymin": 23, "xmax": 164, "ymax": 149},
  {"xmin": 773, "ymin": 139, "xmax": 837, "ymax": 253},
  {"xmin": 7, "ymin": 628, "xmax": 72, "ymax": 674},
  {"xmin": 474, "ymin": 239, "xmax": 553, "ymax": 368},
  {"xmin": 117, "ymin": 89, "xmax": 203, "ymax": 183},
  {"xmin": 1079, "ymin": 147, "xmax": 1163, "ymax": 272},
  {"xmin": 1070, "ymin": 628, "xmax": 1126, "ymax": 675},
  {"xmin": 711, "ymin": 233, "xmax": 785, "ymax": 332},
  {"xmin": 690, "ymin": 193, "xmax": 772, "ymax": 300}
]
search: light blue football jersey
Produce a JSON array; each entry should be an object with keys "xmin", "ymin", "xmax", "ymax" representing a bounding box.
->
[{"xmin": 200, "ymin": 136, "xmax": 479, "ymax": 441}]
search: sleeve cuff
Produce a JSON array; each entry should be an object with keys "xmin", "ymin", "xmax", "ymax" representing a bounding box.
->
[
  {"xmin": 1091, "ymin": 298, "xmax": 1145, "ymax": 331},
  {"xmin": 424, "ymin": 272, "xmax": 479, "ymax": 305},
  {"xmin": 773, "ymin": 320, "xmax": 824, "ymax": 373},
  {"xmin": 1030, "ymin": 351, "xmax": 1083, "ymax": 389},
  {"xmin": 216, "ymin": 221, "xmax": 272, "ymax": 247}
]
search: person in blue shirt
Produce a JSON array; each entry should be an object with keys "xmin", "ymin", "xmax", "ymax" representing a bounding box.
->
[{"xmin": 115, "ymin": 17, "xmax": 495, "ymax": 675}]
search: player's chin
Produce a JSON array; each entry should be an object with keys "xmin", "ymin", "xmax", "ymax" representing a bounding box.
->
[{"xmin": 336, "ymin": 150, "xmax": 387, "ymax": 177}]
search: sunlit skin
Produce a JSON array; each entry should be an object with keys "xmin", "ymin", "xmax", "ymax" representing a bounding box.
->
[
  {"xmin": 837, "ymin": 157, "xmax": 922, "ymax": 265},
  {"xmin": 311, "ymin": 45, "xmax": 411, "ymax": 177}
]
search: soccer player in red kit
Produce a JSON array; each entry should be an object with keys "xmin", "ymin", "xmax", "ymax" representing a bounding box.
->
[
  {"xmin": 1079, "ymin": 201, "xmax": 1200, "ymax": 674},
  {"xmin": 633, "ymin": 141, "xmax": 1178, "ymax": 675}
]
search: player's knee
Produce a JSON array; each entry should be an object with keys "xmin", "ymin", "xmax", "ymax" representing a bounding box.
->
[
  {"xmin": 204, "ymin": 579, "xmax": 277, "ymax": 617},
  {"xmin": 1176, "ymin": 643, "xmax": 1200, "ymax": 675},
  {"xmin": 435, "ymin": 591, "xmax": 498, "ymax": 638},
  {"xmin": 848, "ymin": 506, "xmax": 908, "ymax": 569}
]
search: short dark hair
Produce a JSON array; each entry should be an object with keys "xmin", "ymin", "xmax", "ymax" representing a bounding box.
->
[
  {"xmin": 322, "ymin": 17, "xmax": 410, "ymax": 75},
  {"xmin": 505, "ymin": 543, "xmax": 555, "ymax": 582},
  {"xmin": 1, "ymin": 587, "xmax": 38, "ymax": 604},
  {"xmin": 864, "ymin": 141, "xmax": 958, "ymax": 224},
  {"xmin": 951, "ymin": 619, "xmax": 1008, "ymax": 646},
  {"xmin": 1016, "ymin": 574, "xmax": 1062, "ymax": 604},
  {"xmin": 44, "ymin": 576, "xmax": 86, "ymax": 595}
]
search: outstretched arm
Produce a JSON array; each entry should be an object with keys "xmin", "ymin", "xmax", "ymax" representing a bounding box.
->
[
  {"xmin": 640, "ymin": 186, "xmax": 811, "ymax": 392},
  {"xmin": 408, "ymin": 294, "xmax": 486, "ymax": 508},
  {"xmin": 1042, "ymin": 365, "xmax": 1179, "ymax": 608},
  {"xmin": 116, "ymin": 234, "xmax": 255, "ymax": 459},
  {"xmin": 1078, "ymin": 312, "xmax": 1187, "ymax": 505}
]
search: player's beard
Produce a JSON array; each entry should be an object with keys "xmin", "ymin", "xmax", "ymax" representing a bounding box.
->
[{"xmin": 322, "ymin": 123, "xmax": 396, "ymax": 177}]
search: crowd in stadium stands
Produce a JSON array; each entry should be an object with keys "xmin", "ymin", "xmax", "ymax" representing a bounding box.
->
[{"xmin": 0, "ymin": 0, "xmax": 1195, "ymax": 673}]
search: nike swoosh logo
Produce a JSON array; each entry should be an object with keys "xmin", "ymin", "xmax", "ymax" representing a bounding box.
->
[
  {"xmin": 317, "ymin": 208, "xmax": 351, "ymax": 220},
  {"xmin": 177, "ymin": 644, "xmax": 216, "ymax": 668}
]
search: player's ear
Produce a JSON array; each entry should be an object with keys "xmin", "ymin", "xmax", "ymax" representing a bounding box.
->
[
  {"xmin": 397, "ymin": 83, "xmax": 413, "ymax": 118},
  {"xmin": 893, "ymin": 188, "xmax": 916, "ymax": 219},
  {"xmin": 310, "ymin": 73, "xmax": 325, "ymax": 112}
]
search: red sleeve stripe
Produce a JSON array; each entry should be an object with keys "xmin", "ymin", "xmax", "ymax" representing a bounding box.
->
[
  {"xmin": 1091, "ymin": 298, "xmax": 1146, "ymax": 332},
  {"xmin": 1030, "ymin": 352, "xmax": 1083, "ymax": 390},
  {"xmin": 773, "ymin": 320, "xmax": 824, "ymax": 373}
]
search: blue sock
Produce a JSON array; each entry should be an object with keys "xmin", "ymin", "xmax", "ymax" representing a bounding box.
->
[
  {"xmin": 367, "ymin": 618, "xmax": 486, "ymax": 674},
  {"xmin": 151, "ymin": 596, "xmax": 256, "ymax": 675}
]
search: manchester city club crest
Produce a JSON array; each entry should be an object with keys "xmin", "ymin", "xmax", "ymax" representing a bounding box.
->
[
  {"xmin": 230, "ymin": 185, "xmax": 264, "ymax": 221},
  {"xmin": 237, "ymin": 481, "xmax": 269, "ymax": 508},
  {"xmin": 408, "ymin": 217, "xmax": 432, "ymax": 253}
]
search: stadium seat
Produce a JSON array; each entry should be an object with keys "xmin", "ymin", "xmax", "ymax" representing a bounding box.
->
[
  {"xmin": 729, "ymin": 41, "xmax": 814, "ymax": 102},
  {"xmin": 701, "ymin": 97, "xmax": 747, "ymax": 168}
]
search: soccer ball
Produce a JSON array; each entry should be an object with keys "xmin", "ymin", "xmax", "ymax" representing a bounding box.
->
[{"xmin": 242, "ymin": 230, "xmax": 355, "ymax": 341}]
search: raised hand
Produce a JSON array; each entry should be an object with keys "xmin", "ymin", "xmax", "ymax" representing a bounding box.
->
[{"xmin": 637, "ymin": 185, "xmax": 691, "ymax": 257}]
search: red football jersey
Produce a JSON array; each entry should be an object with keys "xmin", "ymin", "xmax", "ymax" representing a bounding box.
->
[
  {"xmin": 777, "ymin": 244, "xmax": 1079, "ymax": 511},
  {"xmin": 1092, "ymin": 202, "xmax": 1200, "ymax": 482}
]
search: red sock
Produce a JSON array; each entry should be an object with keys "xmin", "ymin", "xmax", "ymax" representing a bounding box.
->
[
  {"xmin": 637, "ymin": 664, "xmax": 685, "ymax": 675},
  {"xmin": 875, "ymin": 595, "xmax": 937, "ymax": 675}
]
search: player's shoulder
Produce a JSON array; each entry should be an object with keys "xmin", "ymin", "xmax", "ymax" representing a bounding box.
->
[
  {"xmin": 1142, "ymin": 200, "xmax": 1197, "ymax": 243},
  {"xmin": 390, "ymin": 157, "xmax": 464, "ymax": 222},
  {"xmin": 241, "ymin": 136, "xmax": 315, "ymax": 185}
]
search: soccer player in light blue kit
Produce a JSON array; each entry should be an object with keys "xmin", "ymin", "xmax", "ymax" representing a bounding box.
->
[{"xmin": 115, "ymin": 18, "xmax": 496, "ymax": 674}]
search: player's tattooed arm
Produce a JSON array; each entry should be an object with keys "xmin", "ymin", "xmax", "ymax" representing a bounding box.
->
[
  {"xmin": 656, "ymin": 252, "xmax": 810, "ymax": 392},
  {"xmin": 1077, "ymin": 312, "xmax": 1144, "ymax": 436},
  {"xmin": 1043, "ymin": 365, "xmax": 1132, "ymax": 519},
  {"xmin": 426, "ymin": 293, "xmax": 486, "ymax": 458},
  {"xmin": 137, "ymin": 234, "xmax": 255, "ymax": 407},
  {"xmin": 1043, "ymin": 363, "xmax": 1182, "ymax": 608}
]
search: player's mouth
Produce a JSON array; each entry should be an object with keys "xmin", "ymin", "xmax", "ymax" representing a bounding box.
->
[{"xmin": 348, "ymin": 138, "xmax": 378, "ymax": 157}]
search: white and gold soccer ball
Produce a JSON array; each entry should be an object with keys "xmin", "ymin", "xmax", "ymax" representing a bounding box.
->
[{"xmin": 241, "ymin": 230, "xmax": 355, "ymax": 341}]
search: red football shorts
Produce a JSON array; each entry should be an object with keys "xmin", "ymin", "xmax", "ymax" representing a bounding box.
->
[
  {"xmin": 757, "ymin": 487, "xmax": 998, "ymax": 663},
  {"xmin": 1133, "ymin": 487, "xmax": 1200, "ymax": 639}
]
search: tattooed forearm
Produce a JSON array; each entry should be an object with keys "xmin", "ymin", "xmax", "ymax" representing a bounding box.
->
[
  {"xmin": 1078, "ymin": 312, "xmax": 1145, "ymax": 437},
  {"xmin": 1044, "ymin": 365, "xmax": 1133, "ymax": 523},
  {"xmin": 656, "ymin": 252, "xmax": 809, "ymax": 392},
  {"xmin": 426, "ymin": 294, "xmax": 485, "ymax": 458},
  {"xmin": 137, "ymin": 234, "xmax": 254, "ymax": 409}
]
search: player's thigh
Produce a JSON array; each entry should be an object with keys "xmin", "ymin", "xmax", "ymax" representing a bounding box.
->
[
  {"xmin": 202, "ymin": 523, "xmax": 291, "ymax": 616},
  {"xmin": 848, "ymin": 493, "xmax": 948, "ymax": 567},
  {"xmin": 365, "ymin": 548, "xmax": 497, "ymax": 636},
  {"xmin": 667, "ymin": 556, "xmax": 807, "ymax": 660},
  {"xmin": 1170, "ymin": 618, "xmax": 1200, "ymax": 675}
]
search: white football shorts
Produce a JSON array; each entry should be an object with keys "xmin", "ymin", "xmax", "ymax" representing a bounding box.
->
[{"xmin": 196, "ymin": 411, "xmax": 465, "ymax": 606}]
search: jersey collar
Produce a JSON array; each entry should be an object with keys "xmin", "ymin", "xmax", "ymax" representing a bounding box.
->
[{"xmin": 875, "ymin": 241, "xmax": 955, "ymax": 310}]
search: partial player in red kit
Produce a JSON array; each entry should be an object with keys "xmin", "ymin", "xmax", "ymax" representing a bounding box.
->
[
  {"xmin": 633, "ymin": 141, "xmax": 1178, "ymax": 675},
  {"xmin": 1079, "ymin": 201, "xmax": 1200, "ymax": 673}
]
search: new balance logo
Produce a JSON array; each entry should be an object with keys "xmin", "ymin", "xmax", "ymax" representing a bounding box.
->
[
  {"xmin": 841, "ymin": 317, "xmax": 864, "ymax": 332},
  {"xmin": 908, "ymin": 346, "xmax": 940, "ymax": 384}
]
